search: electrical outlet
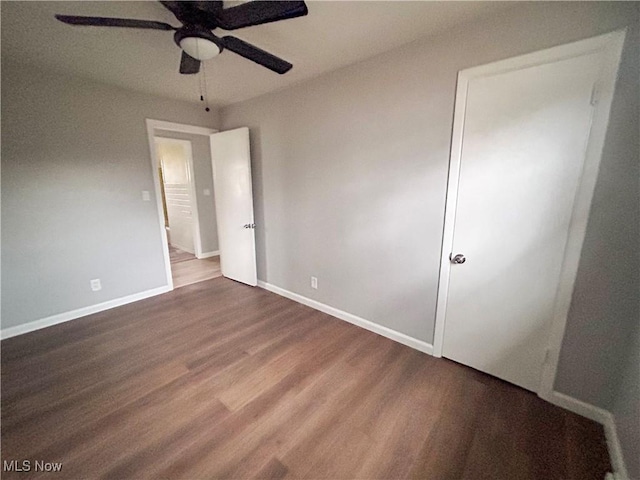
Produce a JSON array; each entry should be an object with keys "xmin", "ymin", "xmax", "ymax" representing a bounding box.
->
[
  {"xmin": 90, "ymin": 279, "xmax": 102, "ymax": 292},
  {"xmin": 142, "ymin": 190, "xmax": 151, "ymax": 201},
  {"xmin": 203, "ymin": 189, "xmax": 211, "ymax": 196},
  {"xmin": 311, "ymin": 276, "xmax": 318, "ymax": 289}
]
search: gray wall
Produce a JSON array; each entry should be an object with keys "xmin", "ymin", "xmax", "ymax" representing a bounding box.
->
[
  {"xmin": 1, "ymin": 62, "xmax": 219, "ymax": 330},
  {"xmin": 155, "ymin": 130, "xmax": 220, "ymax": 255},
  {"xmin": 222, "ymin": 2, "xmax": 639, "ymax": 348},
  {"xmin": 554, "ymin": 14, "xmax": 640, "ymax": 409}
]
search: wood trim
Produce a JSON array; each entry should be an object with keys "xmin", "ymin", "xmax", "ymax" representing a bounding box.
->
[
  {"xmin": 603, "ymin": 413, "xmax": 630, "ymax": 480},
  {"xmin": 148, "ymin": 119, "xmax": 217, "ymax": 136},
  {"xmin": 0, "ymin": 286, "xmax": 171, "ymax": 340},
  {"xmin": 540, "ymin": 390, "xmax": 610, "ymax": 424},
  {"xmin": 197, "ymin": 250, "xmax": 221, "ymax": 259},
  {"xmin": 432, "ymin": 30, "xmax": 627, "ymax": 399},
  {"xmin": 257, "ymin": 281, "xmax": 434, "ymax": 355}
]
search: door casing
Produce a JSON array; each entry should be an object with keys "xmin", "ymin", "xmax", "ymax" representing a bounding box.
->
[
  {"xmin": 145, "ymin": 119, "xmax": 218, "ymax": 290},
  {"xmin": 432, "ymin": 30, "xmax": 626, "ymax": 399}
]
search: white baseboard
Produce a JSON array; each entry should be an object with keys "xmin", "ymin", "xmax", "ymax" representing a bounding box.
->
[
  {"xmin": 603, "ymin": 413, "xmax": 630, "ymax": 480},
  {"xmin": 197, "ymin": 250, "xmax": 220, "ymax": 259},
  {"xmin": 257, "ymin": 280, "xmax": 433, "ymax": 355},
  {"xmin": 541, "ymin": 390, "xmax": 628, "ymax": 480},
  {"xmin": 1, "ymin": 285, "xmax": 172, "ymax": 340},
  {"xmin": 541, "ymin": 390, "xmax": 610, "ymax": 423}
]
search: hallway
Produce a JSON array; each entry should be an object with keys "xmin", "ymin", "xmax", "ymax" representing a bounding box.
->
[{"xmin": 169, "ymin": 246, "xmax": 221, "ymax": 288}]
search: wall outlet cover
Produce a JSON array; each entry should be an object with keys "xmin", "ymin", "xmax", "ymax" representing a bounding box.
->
[{"xmin": 90, "ymin": 279, "xmax": 102, "ymax": 291}]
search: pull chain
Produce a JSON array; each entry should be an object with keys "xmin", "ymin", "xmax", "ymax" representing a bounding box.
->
[
  {"xmin": 198, "ymin": 66, "xmax": 205, "ymax": 103},
  {"xmin": 194, "ymin": 39, "xmax": 210, "ymax": 111},
  {"xmin": 202, "ymin": 61, "xmax": 211, "ymax": 112}
]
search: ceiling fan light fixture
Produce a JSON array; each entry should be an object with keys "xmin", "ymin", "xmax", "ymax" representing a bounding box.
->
[{"xmin": 179, "ymin": 36, "xmax": 221, "ymax": 60}]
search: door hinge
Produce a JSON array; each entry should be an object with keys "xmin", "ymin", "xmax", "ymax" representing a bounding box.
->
[{"xmin": 590, "ymin": 82, "xmax": 600, "ymax": 106}]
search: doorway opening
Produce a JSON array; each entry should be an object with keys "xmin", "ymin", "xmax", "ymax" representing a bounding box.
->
[
  {"xmin": 150, "ymin": 123, "xmax": 222, "ymax": 289},
  {"xmin": 146, "ymin": 120, "xmax": 258, "ymax": 290}
]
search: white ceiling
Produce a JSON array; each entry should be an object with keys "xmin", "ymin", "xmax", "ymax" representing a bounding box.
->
[{"xmin": 1, "ymin": 1, "xmax": 515, "ymax": 107}]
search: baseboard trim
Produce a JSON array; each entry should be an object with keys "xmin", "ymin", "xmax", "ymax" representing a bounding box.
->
[
  {"xmin": 1, "ymin": 285, "xmax": 172, "ymax": 340},
  {"xmin": 257, "ymin": 280, "xmax": 433, "ymax": 355},
  {"xmin": 197, "ymin": 250, "xmax": 220, "ymax": 259},
  {"xmin": 541, "ymin": 390, "xmax": 610, "ymax": 423},
  {"xmin": 603, "ymin": 413, "xmax": 630, "ymax": 480},
  {"xmin": 541, "ymin": 390, "xmax": 628, "ymax": 480}
]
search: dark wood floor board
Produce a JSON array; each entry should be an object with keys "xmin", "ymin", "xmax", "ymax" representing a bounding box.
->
[
  {"xmin": 407, "ymin": 370, "xmax": 490, "ymax": 480},
  {"xmin": 564, "ymin": 412, "xmax": 612, "ymax": 479},
  {"xmin": 1, "ymin": 360, "xmax": 190, "ymax": 459},
  {"xmin": 460, "ymin": 382, "xmax": 534, "ymax": 480},
  {"xmin": 184, "ymin": 301, "xmax": 315, "ymax": 371},
  {"xmin": 15, "ymin": 367, "xmax": 230, "ymax": 473},
  {"xmin": 288, "ymin": 345, "xmax": 426, "ymax": 479},
  {"xmin": 173, "ymin": 325, "xmax": 386, "ymax": 479},
  {"xmin": 153, "ymin": 316, "xmax": 370, "ymax": 478},
  {"xmin": 1, "ymin": 277, "xmax": 611, "ymax": 479},
  {"xmin": 2, "ymin": 285, "xmax": 287, "ymax": 412},
  {"xmin": 277, "ymin": 338, "xmax": 402, "ymax": 460},
  {"xmin": 356, "ymin": 353, "xmax": 455, "ymax": 480}
]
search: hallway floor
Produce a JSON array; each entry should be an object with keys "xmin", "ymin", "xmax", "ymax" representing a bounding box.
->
[{"xmin": 169, "ymin": 246, "xmax": 222, "ymax": 288}]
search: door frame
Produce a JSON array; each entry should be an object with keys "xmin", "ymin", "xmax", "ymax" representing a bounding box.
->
[
  {"xmin": 145, "ymin": 119, "xmax": 218, "ymax": 290},
  {"xmin": 154, "ymin": 137, "xmax": 201, "ymax": 256},
  {"xmin": 432, "ymin": 30, "xmax": 626, "ymax": 399}
]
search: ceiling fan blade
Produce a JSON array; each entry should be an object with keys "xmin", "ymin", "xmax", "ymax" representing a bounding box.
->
[
  {"xmin": 180, "ymin": 51, "xmax": 201, "ymax": 74},
  {"xmin": 159, "ymin": 1, "xmax": 219, "ymax": 30},
  {"xmin": 159, "ymin": 1, "xmax": 191, "ymax": 23},
  {"xmin": 222, "ymin": 36, "xmax": 292, "ymax": 74},
  {"xmin": 217, "ymin": 1, "xmax": 308, "ymax": 30},
  {"xmin": 55, "ymin": 14, "xmax": 175, "ymax": 30},
  {"xmin": 192, "ymin": 1, "xmax": 223, "ymax": 16}
]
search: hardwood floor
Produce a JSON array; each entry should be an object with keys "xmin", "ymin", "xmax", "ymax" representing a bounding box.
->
[
  {"xmin": 169, "ymin": 246, "xmax": 222, "ymax": 288},
  {"xmin": 169, "ymin": 245, "xmax": 196, "ymax": 264},
  {"xmin": 1, "ymin": 278, "xmax": 611, "ymax": 479}
]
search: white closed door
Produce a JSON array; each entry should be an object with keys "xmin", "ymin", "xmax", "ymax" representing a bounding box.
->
[
  {"xmin": 156, "ymin": 138, "xmax": 196, "ymax": 254},
  {"xmin": 442, "ymin": 50, "xmax": 605, "ymax": 391},
  {"xmin": 210, "ymin": 127, "xmax": 257, "ymax": 286}
]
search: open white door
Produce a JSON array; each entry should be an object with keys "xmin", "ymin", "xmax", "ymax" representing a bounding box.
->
[{"xmin": 210, "ymin": 127, "xmax": 257, "ymax": 286}]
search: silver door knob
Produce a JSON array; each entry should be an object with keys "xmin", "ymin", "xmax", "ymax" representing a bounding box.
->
[{"xmin": 450, "ymin": 254, "xmax": 466, "ymax": 264}]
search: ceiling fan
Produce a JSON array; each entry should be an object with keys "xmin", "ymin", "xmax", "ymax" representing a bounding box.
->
[{"xmin": 55, "ymin": 1, "xmax": 308, "ymax": 75}]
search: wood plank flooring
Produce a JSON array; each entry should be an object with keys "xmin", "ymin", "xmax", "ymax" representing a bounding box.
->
[
  {"xmin": 169, "ymin": 246, "xmax": 222, "ymax": 288},
  {"xmin": 1, "ymin": 278, "xmax": 611, "ymax": 479}
]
